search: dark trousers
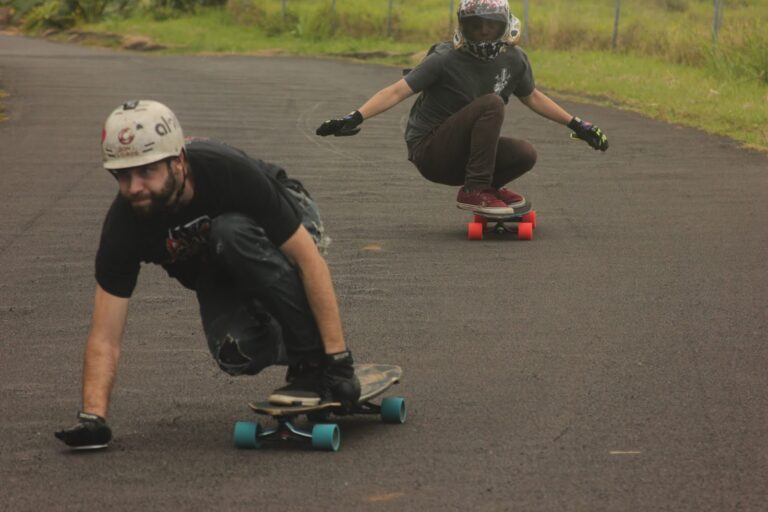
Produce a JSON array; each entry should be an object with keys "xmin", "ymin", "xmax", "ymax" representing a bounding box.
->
[
  {"xmin": 196, "ymin": 212, "xmax": 325, "ymax": 376},
  {"xmin": 410, "ymin": 94, "xmax": 537, "ymax": 190}
]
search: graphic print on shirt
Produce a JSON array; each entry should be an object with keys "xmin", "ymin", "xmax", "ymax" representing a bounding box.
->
[
  {"xmin": 494, "ymin": 67, "xmax": 511, "ymax": 95},
  {"xmin": 166, "ymin": 215, "xmax": 212, "ymax": 263}
]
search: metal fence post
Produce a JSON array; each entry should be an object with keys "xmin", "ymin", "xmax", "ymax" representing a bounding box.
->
[
  {"xmin": 712, "ymin": 0, "xmax": 723, "ymax": 46},
  {"xmin": 612, "ymin": 0, "xmax": 621, "ymax": 50},
  {"xmin": 387, "ymin": 0, "xmax": 394, "ymax": 37},
  {"xmin": 522, "ymin": 0, "xmax": 529, "ymax": 45},
  {"xmin": 281, "ymin": 0, "xmax": 287, "ymax": 20},
  {"xmin": 449, "ymin": 0, "xmax": 455, "ymax": 36},
  {"xmin": 331, "ymin": 0, "xmax": 337, "ymax": 35}
]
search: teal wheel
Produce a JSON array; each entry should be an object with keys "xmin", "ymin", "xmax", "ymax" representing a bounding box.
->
[
  {"xmin": 311, "ymin": 424, "xmax": 341, "ymax": 452},
  {"xmin": 233, "ymin": 421, "xmax": 262, "ymax": 449},
  {"xmin": 380, "ymin": 397, "xmax": 407, "ymax": 424}
]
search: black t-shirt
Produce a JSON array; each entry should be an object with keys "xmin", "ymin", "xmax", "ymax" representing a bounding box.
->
[
  {"xmin": 94, "ymin": 139, "xmax": 303, "ymax": 298},
  {"xmin": 403, "ymin": 42, "xmax": 536, "ymax": 154}
]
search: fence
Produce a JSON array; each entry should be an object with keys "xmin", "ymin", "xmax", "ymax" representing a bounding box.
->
[{"xmin": 273, "ymin": 0, "xmax": 730, "ymax": 49}]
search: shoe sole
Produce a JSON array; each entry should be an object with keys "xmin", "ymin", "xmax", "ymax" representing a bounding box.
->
[
  {"xmin": 268, "ymin": 393, "xmax": 322, "ymax": 406},
  {"xmin": 499, "ymin": 198, "xmax": 527, "ymax": 208},
  {"xmin": 456, "ymin": 202, "xmax": 517, "ymax": 215}
]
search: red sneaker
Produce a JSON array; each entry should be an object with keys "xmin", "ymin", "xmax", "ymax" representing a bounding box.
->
[
  {"xmin": 494, "ymin": 187, "xmax": 526, "ymax": 206},
  {"xmin": 456, "ymin": 187, "xmax": 516, "ymax": 215}
]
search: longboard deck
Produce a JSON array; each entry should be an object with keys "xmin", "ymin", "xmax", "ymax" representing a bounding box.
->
[
  {"xmin": 249, "ymin": 364, "xmax": 402, "ymax": 416},
  {"xmin": 470, "ymin": 200, "xmax": 533, "ymax": 221}
]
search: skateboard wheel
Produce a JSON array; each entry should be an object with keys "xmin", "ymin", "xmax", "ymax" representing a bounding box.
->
[
  {"xmin": 233, "ymin": 421, "xmax": 261, "ymax": 449},
  {"xmin": 472, "ymin": 214, "xmax": 488, "ymax": 227},
  {"xmin": 521, "ymin": 210, "xmax": 537, "ymax": 229},
  {"xmin": 518, "ymin": 222, "xmax": 534, "ymax": 241},
  {"xmin": 380, "ymin": 397, "xmax": 407, "ymax": 424},
  {"xmin": 467, "ymin": 222, "xmax": 484, "ymax": 241},
  {"xmin": 311, "ymin": 424, "xmax": 341, "ymax": 452}
]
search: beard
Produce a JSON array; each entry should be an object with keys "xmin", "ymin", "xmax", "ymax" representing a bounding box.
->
[{"xmin": 124, "ymin": 168, "xmax": 179, "ymax": 217}]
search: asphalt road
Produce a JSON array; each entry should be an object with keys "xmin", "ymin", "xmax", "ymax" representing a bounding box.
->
[{"xmin": 1, "ymin": 34, "xmax": 766, "ymax": 511}]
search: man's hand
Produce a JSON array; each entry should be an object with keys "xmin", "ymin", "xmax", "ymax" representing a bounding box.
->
[
  {"xmin": 54, "ymin": 411, "xmax": 112, "ymax": 450},
  {"xmin": 322, "ymin": 350, "xmax": 361, "ymax": 411},
  {"xmin": 568, "ymin": 117, "xmax": 609, "ymax": 151},
  {"xmin": 316, "ymin": 111, "xmax": 363, "ymax": 137}
]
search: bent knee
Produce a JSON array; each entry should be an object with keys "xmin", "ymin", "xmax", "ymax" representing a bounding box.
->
[
  {"xmin": 474, "ymin": 93, "xmax": 506, "ymax": 114},
  {"xmin": 523, "ymin": 142, "xmax": 538, "ymax": 169},
  {"xmin": 209, "ymin": 213, "xmax": 267, "ymax": 249}
]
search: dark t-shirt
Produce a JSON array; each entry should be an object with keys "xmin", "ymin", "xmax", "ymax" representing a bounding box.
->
[
  {"xmin": 403, "ymin": 42, "xmax": 536, "ymax": 155},
  {"xmin": 94, "ymin": 139, "xmax": 303, "ymax": 298}
]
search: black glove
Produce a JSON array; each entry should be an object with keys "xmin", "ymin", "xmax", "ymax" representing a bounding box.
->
[
  {"xmin": 322, "ymin": 350, "xmax": 361, "ymax": 411},
  {"xmin": 568, "ymin": 117, "xmax": 609, "ymax": 151},
  {"xmin": 54, "ymin": 411, "xmax": 112, "ymax": 450},
  {"xmin": 316, "ymin": 110, "xmax": 363, "ymax": 137}
]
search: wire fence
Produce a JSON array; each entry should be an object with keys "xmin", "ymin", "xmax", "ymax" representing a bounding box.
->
[{"xmin": 273, "ymin": 0, "xmax": 730, "ymax": 49}]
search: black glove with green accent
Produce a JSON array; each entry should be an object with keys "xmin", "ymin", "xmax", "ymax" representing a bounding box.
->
[
  {"xmin": 568, "ymin": 116, "xmax": 609, "ymax": 151},
  {"xmin": 322, "ymin": 350, "xmax": 361, "ymax": 411},
  {"xmin": 316, "ymin": 110, "xmax": 363, "ymax": 137},
  {"xmin": 54, "ymin": 411, "xmax": 112, "ymax": 450}
]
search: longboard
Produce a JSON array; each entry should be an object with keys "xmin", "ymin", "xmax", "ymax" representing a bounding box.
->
[
  {"xmin": 465, "ymin": 201, "xmax": 537, "ymax": 241},
  {"xmin": 233, "ymin": 364, "xmax": 405, "ymax": 452}
]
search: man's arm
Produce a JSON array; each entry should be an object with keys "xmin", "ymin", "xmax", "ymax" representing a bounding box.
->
[
  {"xmin": 279, "ymin": 225, "xmax": 345, "ymax": 354},
  {"xmin": 518, "ymin": 88, "xmax": 573, "ymax": 125},
  {"xmin": 519, "ymin": 88, "xmax": 609, "ymax": 151},
  {"xmin": 358, "ymin": 78, "xmax": 416, "ymax": 121},
  {"xmin": 316, "ymin": 79, "xmax": 415, "ymax": 137},
  {"xmin": 82, "ymin": 284, "xmax": 129, "ymax": 417},
  {"xmin": 55, "ymin": 284, "xmax": 128, "ymax": 449}
]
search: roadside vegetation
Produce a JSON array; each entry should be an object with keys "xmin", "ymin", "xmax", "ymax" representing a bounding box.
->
[
  {"xmin": 0, "ymin": 90, "xmax": 7, "ymax": 122},
  {"xmin": 7, "ymin": 0, "xmax": 768, "ymax": 150}
]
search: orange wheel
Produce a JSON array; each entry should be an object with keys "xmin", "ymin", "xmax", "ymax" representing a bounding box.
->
[
  {"xmin": 521, "ymin": 211, "xmax": 537, "ymax": 229},
  {"xmin": 473, "ymin": 214, "xmax": 488, "ymax": 227},
  {"xmin": 518, "ymin": 222, "xmax": 533, "ymax": 241},
  {"xmin": 467, "ymin": 222, "xmax": 484, "ymax": 240}
]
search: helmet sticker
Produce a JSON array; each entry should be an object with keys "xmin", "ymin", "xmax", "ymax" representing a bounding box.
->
[{"xmin": 117, "ymin": 127, "xmax": 135, "ymax": 145}]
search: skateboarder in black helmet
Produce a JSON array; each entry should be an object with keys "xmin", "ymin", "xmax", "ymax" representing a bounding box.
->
[
  {"xmin": 54, "ymin": 100, "xmax": 360, "ymax": 450},
  {"xmin": 317, "ymin": 0, "xmax": 608, "ymax": 216}
]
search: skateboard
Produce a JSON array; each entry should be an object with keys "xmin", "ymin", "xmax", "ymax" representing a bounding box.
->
[
  {"xmin": 233, "ymin": 364, "xmax": 405, "ymax": 452},
  {"xmin": 466, "ymin": 202, "xmax": 537, "ymax": 241}
]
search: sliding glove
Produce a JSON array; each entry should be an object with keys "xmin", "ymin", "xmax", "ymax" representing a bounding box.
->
[
  {"xmin": 322, "ymin": 350, "xmax": 361, "ymax": 411},
  {"xmin": 568, "ymin": 117, "xmax": 609, "ymax": 151},
  {"xmin": 316, "ymin": 111, "xmax": 363, "ymax": 137},
  {"xmin": 54, "ymin": 411, "xmax": 112, "ymax": 450}
]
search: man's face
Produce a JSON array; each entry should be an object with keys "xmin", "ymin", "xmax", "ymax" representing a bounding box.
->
[
  {"xmin": 109, "ymin": 158, "xmax": 179, "ymax": 217},
  {"xmin": 463, "ymin": 17, "xmax": 506, "ymax": 43}
]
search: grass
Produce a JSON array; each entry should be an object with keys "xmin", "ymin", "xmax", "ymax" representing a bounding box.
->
[
  {"xmin": 29, "ymin": 1, "xmax": 768, "ymax": 150},
  {"xmin": 0, "ymin": 90, "xmax": 7, "ymax": 122}
]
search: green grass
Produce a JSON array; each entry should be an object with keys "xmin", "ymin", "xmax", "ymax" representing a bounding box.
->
[
  {"xmin": 39, "ymin": 2, "xmax": 768, "ymax": 150},
  {"xmin": 0, "ymin": 90, "xmax": 7, "ymax": 122}
]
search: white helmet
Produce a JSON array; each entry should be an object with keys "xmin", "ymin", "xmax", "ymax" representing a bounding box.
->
[
  {"xmin": 453, "ymin": 0, "xmax": 522, "ymax": 49},
  {"xmin": 102, "ymin": 100, "xmax": 184, "ymax": 170}
]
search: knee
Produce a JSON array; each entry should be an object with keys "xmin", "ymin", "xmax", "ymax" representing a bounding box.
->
[
  {"xmin": 209, "ymin": 213, "xmax": 268, "ymax": 255},
  {"xmin": 523, "ymin": 142, "xmax": 538, "ymax": 170},
  {"xmin": 208, "ymin": 305, "xmax": 285, "ymax": 376},
  {"xmin": 475, "ymin": 94, "xmax": 505, "ymax": 116},
  {"xmin": 208, "ymin": 213, "xmax": 284, "ymax": 271}
]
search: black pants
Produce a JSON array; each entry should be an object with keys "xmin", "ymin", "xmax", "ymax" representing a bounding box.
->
[
  {"xmin": 196, "ymin": 212, "xmax": 325, "ymax": 376},
  {"xmin": 410, "ymin": 94, "xmax": 538, "ymax": 190}
]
